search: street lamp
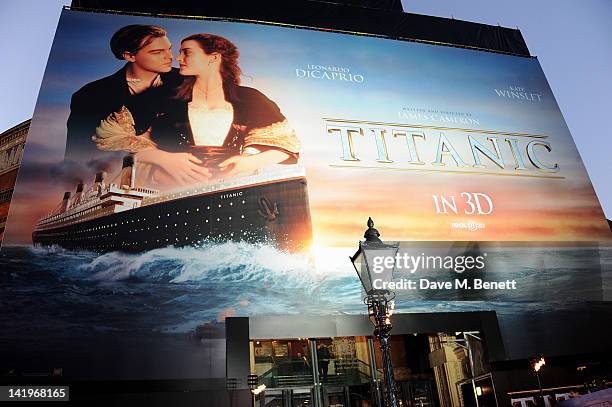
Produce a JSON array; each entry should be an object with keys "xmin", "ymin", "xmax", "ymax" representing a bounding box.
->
[
  {"xmin": 531, "ymin": 357, "xmax": 546, "ymax": 405},
  {"xmin": 350, "ymin": 217, "xmax": 400, "ymax": 407}
]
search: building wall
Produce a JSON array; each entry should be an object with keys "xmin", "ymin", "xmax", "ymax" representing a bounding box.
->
[{"xmin": 0, "ymin": 120, "xmax": 29, "ymax": 243}]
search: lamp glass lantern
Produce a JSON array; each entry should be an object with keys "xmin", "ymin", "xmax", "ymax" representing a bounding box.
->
[{"xmin": 350, "ymin": 240, "xmax": 400, "ymax": 295}]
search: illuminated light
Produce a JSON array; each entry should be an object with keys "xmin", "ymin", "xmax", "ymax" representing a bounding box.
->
[
  {"xmin": 252, "ymin": 384, "xmax": 266, "ymax": 395},
  {"xmin": 533, "ymin": 357, "xmax": 546, "ymax": 372},
  {"xmin": 475, "ymin": 386, "xmax": 482, "ymax": 396},
  {"xmin": 387, "ymin": 300, "xmax": 395, "ymax": 317}
]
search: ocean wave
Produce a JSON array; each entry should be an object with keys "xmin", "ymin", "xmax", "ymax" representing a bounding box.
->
[{"xmin": 70, "ymin": 241, "xmax": 327, "ymax": 288}]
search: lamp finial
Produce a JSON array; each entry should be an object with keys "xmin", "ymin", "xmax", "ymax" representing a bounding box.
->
[{"xmin": 364, "ymin": 217, "xmax": 382, "ymax": 243}]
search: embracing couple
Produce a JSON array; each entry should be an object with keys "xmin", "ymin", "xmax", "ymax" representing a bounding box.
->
[{"xmin": 65, "ymin": 24, "xmax": 300, "ymax": 187}]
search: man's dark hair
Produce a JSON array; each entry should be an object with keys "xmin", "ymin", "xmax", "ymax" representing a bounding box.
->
[{"xmin": 110, "ymin": 25, "xmax": 167, "ymax": 60}]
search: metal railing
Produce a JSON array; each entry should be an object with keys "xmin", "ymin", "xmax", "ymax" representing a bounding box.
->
[{"xmin": 257, "ymin": 358, "xmax": 374, "ymax": 389}]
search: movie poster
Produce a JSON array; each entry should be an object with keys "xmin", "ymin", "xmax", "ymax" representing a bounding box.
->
[{"xmin": 0, "ymin": 9, "xmax": 609, "ymax": 379}]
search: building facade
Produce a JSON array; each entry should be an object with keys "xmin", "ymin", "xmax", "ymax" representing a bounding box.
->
[{"xmin": 0, "ymin": 120, "xmax": 29, "ymax": 243}]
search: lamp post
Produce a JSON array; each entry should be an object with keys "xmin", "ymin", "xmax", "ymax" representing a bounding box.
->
[
  {"xmin": 531, "ymin": 357, "xmax": 546, "ymax": 406},
  {"xmin": 350, "ymin": 217, "xmax": 400, "ymax": 407}
]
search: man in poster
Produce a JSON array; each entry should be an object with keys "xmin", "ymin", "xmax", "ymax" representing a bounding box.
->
[{"xmin": 64, "ymin": 24, "xmax": 182, "ymax": 160}]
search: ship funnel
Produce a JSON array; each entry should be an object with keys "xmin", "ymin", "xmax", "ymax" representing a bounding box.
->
[
  {"xmin": 120, "ymin": 155, "xmax": 136, "ymax": 189},
  {"xmin": 60, "ymin": 191, "xmax": 71, "ymax": 212},
  {"xmin": 94, "ymin": 171, "xmax": 106, "ymax": 195},
  {"xmin": 72, "ymin": 181, "xmax": 84, "ymax": 205}
]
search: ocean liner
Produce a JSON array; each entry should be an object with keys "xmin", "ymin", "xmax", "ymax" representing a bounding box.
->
[{"xmin": 32, "ymin": 156, "xmax": 312, "ymax": 252}]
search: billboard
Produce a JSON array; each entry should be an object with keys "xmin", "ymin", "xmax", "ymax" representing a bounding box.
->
[
  {"xmin": 0, "ymin": 9, "xmax": 610, "ymax": 379},
  {"xmin": 4, "ymin": 13, "xmax": 611, "ymax": 247}
]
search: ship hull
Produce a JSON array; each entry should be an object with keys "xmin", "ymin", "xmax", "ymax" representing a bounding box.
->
[{"xmin": 32, "ymin": 177, "xmax": 312, "ymax": 253}]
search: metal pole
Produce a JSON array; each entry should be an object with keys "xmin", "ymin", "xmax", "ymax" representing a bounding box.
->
[
  {"xmin": 536, "ymin": 371, "xmax": 544, "ymax": 406},
  {"xmin": 310, "ymin": 339, "xmax": 323, "ymax": 407},
  {"xmin": 367, "ymin": 294, "xmax": 399, "ymax": 407},
  {"xmin": 367, "ymin": 338, "xmax": 378, "ymax": 379},
  {"xmin": 367, "ymin": 337, "xmax": 384, "ymax": 407}
]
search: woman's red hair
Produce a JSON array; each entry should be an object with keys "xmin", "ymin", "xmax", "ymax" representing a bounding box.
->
[{"xmin": 175, "ymin": 34, "xmax": 241, "ymax": 102}]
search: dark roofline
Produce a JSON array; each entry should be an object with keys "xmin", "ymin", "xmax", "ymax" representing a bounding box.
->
[{"xmin": 70, "ymin": 0, "xmax": 530, "ymax": 56}]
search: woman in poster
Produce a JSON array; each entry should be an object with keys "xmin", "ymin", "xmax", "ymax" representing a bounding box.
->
[{"xmin": 94, "ymin": 33, "xmax": 300, "ymax": 186}]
